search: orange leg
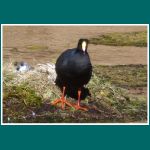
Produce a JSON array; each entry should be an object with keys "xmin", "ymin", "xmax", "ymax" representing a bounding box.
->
[
  {"xmin": 73, "ymin": 89, "xmax": 88, "ymax": 111},
  {"xmin": 51, "ymin": 86, "xmax": 73, "ymax": 110}
]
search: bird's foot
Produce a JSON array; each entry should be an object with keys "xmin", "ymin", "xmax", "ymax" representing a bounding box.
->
[
  {"xmin": 73, "ymin": 104, "xmax": 88, "ymax": 111},
  {"xmin": 51, "ymin": 98, "xmax": 73, "ymax": 110}
]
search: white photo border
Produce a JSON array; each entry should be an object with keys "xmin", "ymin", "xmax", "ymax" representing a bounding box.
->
[{"xmin": 1, "ymin": 24, "xmax": 149, "ymax": 126}]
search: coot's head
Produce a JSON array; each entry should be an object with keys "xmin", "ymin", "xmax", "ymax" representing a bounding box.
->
[{"xmin": 77, "ymin": 39, "xmax": 89, "ymax": 54}]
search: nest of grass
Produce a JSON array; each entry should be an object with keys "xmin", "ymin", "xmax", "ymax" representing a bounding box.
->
[{"xmin": 3, "ymin": 62, "xmax": 147, "ymax": 123}]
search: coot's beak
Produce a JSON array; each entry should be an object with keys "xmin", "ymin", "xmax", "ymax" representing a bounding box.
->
[{"xmin": 82, "ymin": 41, "xmax": 87, "ymax": 54}]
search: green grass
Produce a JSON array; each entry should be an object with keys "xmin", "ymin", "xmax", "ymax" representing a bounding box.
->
[
  {"xmin": 3, "ymin": 64, "xmax": 147, "ymax": 123},
  {"xmin": 26, "ymin": 45, "xmax": 49, "ymax": 51},
  {"xmin": 89, "ymin": 31, "xmax": 147, "ymax": 47},
  {"xmin": 3, "ymin": 84, "xmax": 42, "ymax": 123},
  {"xmin": 93, "ymin": 65, "xmax": 147, "ymax": 88},
  {"xmin": 3, "ymin": 84, "xmax": 42, "ymax": 108}
]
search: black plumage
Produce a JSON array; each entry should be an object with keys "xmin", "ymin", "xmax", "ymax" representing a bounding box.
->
[
  {"xmin": 52, "ymin": 39, "xmax": 92, "ymax": 111},
  {"xmin": 56, "ymin": 39, "xmax": 92, "ymax": 95}
]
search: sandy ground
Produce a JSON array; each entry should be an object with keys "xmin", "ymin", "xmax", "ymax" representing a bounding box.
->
[{"xmin": 3, "ymin": 26, "xmax": 147, "ymax": 65}]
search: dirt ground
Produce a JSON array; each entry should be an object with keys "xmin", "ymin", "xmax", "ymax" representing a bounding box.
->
[{"xmin": 2, "ymin": 26, "xmax": 147, "ymax": 65}]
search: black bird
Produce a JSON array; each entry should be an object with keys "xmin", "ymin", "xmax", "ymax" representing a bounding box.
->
[{"xmin": 52, "ymin": 39, "xmax": 92, "ymax": 111}]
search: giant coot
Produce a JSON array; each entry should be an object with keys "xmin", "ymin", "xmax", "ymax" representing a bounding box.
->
[{"xmin": 52, "ymin": 39, "xmax": 92, "ymax": 111}]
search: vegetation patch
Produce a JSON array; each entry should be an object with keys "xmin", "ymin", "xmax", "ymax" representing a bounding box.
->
[
  {"xmin": 93, "ymin": 65, "xmax": 147, "ymax": 88},
  {"xmin": 2, "ymin": 63, "xmax": 147, "ymax": 123},
  {"xmin": 89, "ymin": 31, "xmax": 147, "ymax": 47},
  {"xmin": 26, "ymin": 45, "xmax": 49, "ymax": 51}
]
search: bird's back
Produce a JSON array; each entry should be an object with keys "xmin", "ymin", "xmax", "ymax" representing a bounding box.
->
[{"xmin": 55, "ymin": 48, "xmax": 92, "ymax": 87}]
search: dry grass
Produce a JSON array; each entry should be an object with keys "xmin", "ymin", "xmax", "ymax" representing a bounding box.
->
[{"xmin": 2, "ymin": 62, "xmax": 147, "ymax": 123}]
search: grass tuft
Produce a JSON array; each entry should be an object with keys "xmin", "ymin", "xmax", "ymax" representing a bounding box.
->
[{"xmin": 26, "ymin": 45, "xmax": 49, "ymax": 51}]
